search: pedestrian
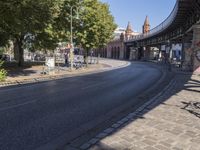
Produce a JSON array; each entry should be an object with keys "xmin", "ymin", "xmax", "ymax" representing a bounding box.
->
[{"xmin": 65, "ymin": 53, "xmax": 69, "ymax": 67}]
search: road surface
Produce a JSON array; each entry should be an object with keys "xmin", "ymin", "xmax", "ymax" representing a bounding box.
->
[{"xmin": 0, "ymin": 63, "xmax": 162, "ymax": 150}]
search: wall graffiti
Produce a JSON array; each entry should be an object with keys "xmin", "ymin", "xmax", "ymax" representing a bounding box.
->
[
  {"xmin": 195, "ymin": 41, "xmax": 200, "ymax": 62},
  {"xmin": 195, "ymin": 41, "xmax": 200, "ymax": 47}
]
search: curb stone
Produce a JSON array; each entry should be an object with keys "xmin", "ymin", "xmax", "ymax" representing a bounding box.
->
[
  {"xmin": 60, "ymin": 62, "xmax": 173, "ymax": 150},
  {"xmin": 0, "ymin": 61, "xmax": 130, "ymax": 88},
  {"xmin": 78, "ymin": 78, "xmax": 176, "ymax": 150}
]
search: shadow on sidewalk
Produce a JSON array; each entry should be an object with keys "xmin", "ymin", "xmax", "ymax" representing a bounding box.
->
[
  {"xmin": 181, "ymin": 102, "xmax": 200, "ymax": 118},
  {"xmin": 7, "ymin": 69, "xmax": 38, "ymax": 77},
  {"xmin": 85, "ymin": 67, "xmax": 200, "ymax": 150}
]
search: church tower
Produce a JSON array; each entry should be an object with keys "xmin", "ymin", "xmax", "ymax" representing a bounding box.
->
[
  {"xmin": 143, "ymin": 16, "xmax": 150, "ymax": 34},
  {"xmin": 125, "ymin": 22, "xmax": 133, "ymax": 40}
]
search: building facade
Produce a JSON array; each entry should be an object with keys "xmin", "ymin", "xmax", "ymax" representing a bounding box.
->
[
  {"xmin": 94, "ymin": 22, "xmax": 140, "ymax": 59},
  {"xmin": 94, "ymin": 18, "xmax": 151, "ymax": 60},
  {"xmin": 129, "ymin": 16, "xmax": 153, "ymax": 61},
  {"xmin": 143, "ymin": 16, "xmax": 150, "ymax": 34}
]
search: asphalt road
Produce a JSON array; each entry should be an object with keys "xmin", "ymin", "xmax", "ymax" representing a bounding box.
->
[{"xmin": 0, "ymin": 63, "xmax": 162, "ymax": 150}]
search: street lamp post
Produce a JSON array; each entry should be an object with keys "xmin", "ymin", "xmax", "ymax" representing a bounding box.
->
[{"xmin": 70, "ymin": 6, "xmax": 79, "ymax": 71}]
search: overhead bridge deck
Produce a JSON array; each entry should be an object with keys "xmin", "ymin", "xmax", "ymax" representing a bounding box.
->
[{"xmin": 125, "ymin": 0, "xmax": 200, "ymax": 46}]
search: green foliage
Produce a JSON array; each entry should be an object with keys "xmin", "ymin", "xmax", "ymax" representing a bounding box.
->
[
  {"xmin": 54, "ymin": 0, "xmax": 82, "ymax": 42},
  {"xmin": 0, "ymin": 47, "xmax": 4, "ymax": 55},
  {"xmin": 76, "ymin": 0, "xmax": 117, "ymax": 52},
  {"xmin": 0, "ymin": 44, "xmax": 10, "ymax": 55},
  {"xmin": 56, "ymin": 0, "xmax": 116, "ymax": 52},
  {"xmin": 0, "ymin": 0, "xmax": 116, "ymax": 66},
  {"xmin": 0, "ymin": 32, "xmax": 10, "ymax": 47},
  {"xmin": 0, "ymin": 60, "xmax": 7, "ymax": 82},
  {"xmin": 0, "ymin": 0, "xmax": 64, "ymax": 66}
]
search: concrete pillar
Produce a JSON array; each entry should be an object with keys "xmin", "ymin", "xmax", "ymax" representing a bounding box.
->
[
  {"xmin": 182, "ymin": 42, "xmax": 192, "ymax": 71},
  {"xmin": 129, "ymin": 49, "xmax": 138, "ymax": 60},
  {"xmin": 107, "ymin": 47, "xmax": 111, "ymax": 58},
  {"xmin": 192, "ymin": 25, "xmax": 200, "ymax": 73},
  {"xmin": 144, "ymin": 46, "xmax": 151, "ymax": 60},
  {"xmin": 138, "ymin": 47, "xmax": 144, "ymax": 60},
  {"xmin": 119, "ymin": 48, "xmax": 123, "ymax": 59}
]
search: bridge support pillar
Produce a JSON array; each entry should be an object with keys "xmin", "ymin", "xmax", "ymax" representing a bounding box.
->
[
  {"xmin": 182, "ymin": 43, "xmax": 192, "ymax": 71},
  {"xmin": 144, "ymin": 46, "xmax": 151, "ymax": 60},
  {"xmin": 192, "ymin": 25, "xmax": 200, "ymax": 73}
]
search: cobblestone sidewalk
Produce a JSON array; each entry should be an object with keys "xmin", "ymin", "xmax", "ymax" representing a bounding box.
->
[{"xmin": 78, "ymin": 74, "xmax": 200, "ymax": 150}]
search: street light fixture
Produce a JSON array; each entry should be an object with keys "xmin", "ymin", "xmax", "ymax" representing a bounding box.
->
[{"xmin": 70, "ymin": 5, "xmax": 80, "ymax": 71}]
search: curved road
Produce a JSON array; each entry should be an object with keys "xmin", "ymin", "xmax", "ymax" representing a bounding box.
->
[{"xmin": 0, "ymin": 63, "xmax": 162, "ymax": 150}]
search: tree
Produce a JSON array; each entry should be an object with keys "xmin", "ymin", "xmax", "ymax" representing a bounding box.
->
[
  {"xmin": 97, "ymin": 4, "xmax": 116, "ymax": 49},
  {"xmin": 76, "ymin": 0, "xmax": 117, "ymax": 65},
  {"xmin": 0, "ymin": 0, "xmax": 116, "ymax": 67},
  {"xmin": 55, "ymin": 0, "xmax": 116, "ymax": 66},
  {"xmin": 0, "ymin": 0, "xmax": 63, "ymax": 66},
  {"xmin": 0, "ymin": 29, "xmax": 10, "ymax": 47},
  {"xmin": 52, "ymin": 0, "xmax": 83, "ymax": 51}
]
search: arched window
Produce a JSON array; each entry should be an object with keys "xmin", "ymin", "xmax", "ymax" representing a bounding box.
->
[
  {"xmin": 111, "ymin": 47, "xmax": 114, "ymax": 58},
  {"xmin": 118, "ymin": 47, "xmax": 120, "ymax": 59},
  {"xmin": 114, "ymin": 47, "xmax": 117, "ymax": 59}
]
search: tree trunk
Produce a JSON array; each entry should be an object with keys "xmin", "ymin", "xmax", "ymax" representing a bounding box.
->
[
  {"xmin": 84, "ymin": 49, "xmax": 89, "ymax": 67},
  {"xmin": 18, "ymin": 43, "xmax": 24, "ymax": 67},
  {"xmin": 14, "ymin": 40, "xmax": 19, "ymax": 62},
  {"xmin": 14, "ymin": 37, "xmax": 24, "ymax": 67}
]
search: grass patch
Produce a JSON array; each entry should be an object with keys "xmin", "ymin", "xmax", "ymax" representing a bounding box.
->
[{"xmin": 0, "ymin": 60, "xmax": 7, "ymax": 82}]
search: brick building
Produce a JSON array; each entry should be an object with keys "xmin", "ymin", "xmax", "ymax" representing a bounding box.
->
[
  {"xmin": 94, "ymin": 17, "xmax": 151, "ymax": 60},
  {"xmin": 94, "ymin": 22, "xmax": 140, "ymax": 59}
]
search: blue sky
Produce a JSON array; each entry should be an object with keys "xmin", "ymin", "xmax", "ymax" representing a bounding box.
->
[{"xmin": 100, "ymin": 0, "xmax": 176, "ymax": 32}]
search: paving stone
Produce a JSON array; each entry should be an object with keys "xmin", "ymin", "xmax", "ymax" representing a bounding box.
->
[
  {"xmin": 155, "ymin": 144, "xmax": 171, "ymax": 150},
  {"xmin": 163, "ymin": 139, "xmax": 175, "ymax": 145},
  {"xmin": 88, "ymin": 138, "xmax": 99, "ymax": 144},
  {"xmin": 134, "ymin": 141, "xmax": 148, "ymax": 148},
  {"xmin": 120, "ymin": 136, "xmax": 133, "ymax": 143},
  {"xmin": 80, "ymin": 143, "xmax": 91, "ymax": 150},
  {"xmin": 130, "ymin": 146, "xmax": 144, "ymax": 150},
  {"xmin": 142, "ymin": 139, "xmax": 157, "ymax": 145},
  {"xmin": 144, "ymin": 146, "xmax": 159, "ymax": 150},
  {"xmin": 111, "ymin": 123, "xmax": 121, "ymax": 128},
  {"xmin": 108, "ymin": 142, "xmax": 126, "ymax": 149},
  {"xmin": 172, "ymin": 147, "xmax": 184, "ymax": 150},
  {"xmin": 168, "ymin": 129, "xmax": 182, "ymax": 135},
  {"xmin": 119, "ymin": 140, "xmax": 132, "ymax": 148},
  {"xmin": 96, "ymin": 133, "xmax": 108, "ymax": 139},
  {"xmin": 185, "ymin": 131, "xmax": 197, "ymax": 137},
  {"xmin": 144, "ymin": 136, "xmax": 159, "ymax": 141},
  {"xmin": 103, "ymin": 128, "xmax": 114, "ymax": 134},
  {"xmin": 119, "ymin": 118, "xmax": 128, "ymax": 123},
  {"xmin": 190, "ymin": 138, "xmax": 200, "ymax": 143},
  {"xmin": 117, "ymin": 120, "xmax": 124, "ymax": 125},
  {"xmin": 127, "ymin": 113, "xmax": 136, "ymax": 118},
  {"xmin": 160, "ymin": 141, "xmax": 172, "ymax": 148},
  {"xmin": 79, "ymin": 74, "xmax": 200, "ymax": 150}
]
